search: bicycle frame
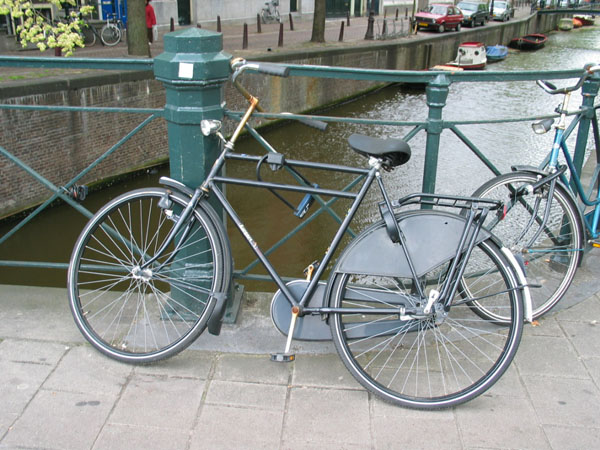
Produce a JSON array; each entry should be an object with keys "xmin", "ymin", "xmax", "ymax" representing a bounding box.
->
[
  {"xmin": 158, "ymin": 100, "xmax": 504, "ymax": 324},
  {"xmin": 540, "ymin": 101, "xmax": 600, "ymax": 239}
]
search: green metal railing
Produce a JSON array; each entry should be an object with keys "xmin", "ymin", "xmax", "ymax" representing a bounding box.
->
[{"xmin": 1, "ymin": 28, "xmax": 599, "ymax": 284}]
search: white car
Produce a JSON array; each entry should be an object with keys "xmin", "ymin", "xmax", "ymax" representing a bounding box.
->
[{"xmin": 491, "ymin": 0, "xmax": 513, "ymax": 21}]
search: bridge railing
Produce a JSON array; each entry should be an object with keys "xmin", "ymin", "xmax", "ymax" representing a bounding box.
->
[{"xmin": 1, "ymin": 28, "xmax": 599, "ymax": 287}]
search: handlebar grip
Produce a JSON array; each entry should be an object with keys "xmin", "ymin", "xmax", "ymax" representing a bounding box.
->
[
  {"xmin": 254, "ymin": 63, "xmax": 290, "ymax": 77},
  {"xmin": 298, "ymin": 118, "xmax": 328, "ymax": 131}
]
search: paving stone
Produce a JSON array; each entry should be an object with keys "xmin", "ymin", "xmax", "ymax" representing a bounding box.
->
[
  {"xmin": 559, "ymin": 320, "xmax": 600, "ymax": 358},
  {"xmin": 108, "ymin": 374, "xmax": 204, "ymax": 430},
  {"xmin": 455, "ymin": 395, "xmax": 549, "ymax": 449},
  {"xmin": 0, "ymin": 338, "xmax": 68, "ymax": 365},
  {"xmin": 544, "ymin": 424, "xmax": 600, "ymax": 450},
  {"xmin": 514, "ymin": 335, "xmax": 588, "ymax": 379},
  {"xmin": 0, "ymin": 359, "xmax": 54, "ymax": 415},
  {"xmin": 555, "ymin": 295, "xmax": 600, "ymax": 322},
  {"xmin": 521, "ymin": 317, "xmax": 564, "ymax": 338},
  {"xmin": 134, "ymin": 349, "xmax": 215, "ymax": 379},
  {"xmin": 582, "ymin": 356, "xmax": 600, "ymax": 386},
  {"xmin": 43, "ymin": 346, "xmax": 131, "ymax": 397},
  {"xmin": 213, "ymin": 352, "xmax": 290, "ymax": 384},
  {"xmin": 292, "ymin": 353, "xmax": 362, "ymax": 389},
  {"xmin": 1, "ymin": 390, "xmax": 113, "ymax": 449},
  {"xmin": 521, "ymin": 376, "xmax": 600, "ymax": 428},
  {"xmin": 205, "ymin": 379, "xmax": 287, "ymax": 411},
  {"xmin": 94, "ymin": 423, "xmax": 190, "ymax": 450},
  {"xmin": 191, "ymin": 405, "xmax": 282, "ymax": 449},
  {"xmin": 283, "ymin": 387, "xmax": 370, "ymax": 447}
]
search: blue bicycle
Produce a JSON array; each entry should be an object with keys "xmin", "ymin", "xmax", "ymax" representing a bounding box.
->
[{"xmin": 471, "ymin": 64, "xmax": 600, "ymax": 323}]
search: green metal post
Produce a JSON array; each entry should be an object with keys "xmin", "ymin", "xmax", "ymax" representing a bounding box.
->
[
  {"xmin": 423, "ymin": 74, "xmax": 450, "ymax": 195},
  {"xmin": 154, "ymin": 28, "xmax": 231, "ymax": 186},
  {"xmin": 570, "ymin": 72, "xmax": 600, "ymax": 193},
  {"xmin": 153, "ymin": 28, "xmax": 232, "ymax": 318}
]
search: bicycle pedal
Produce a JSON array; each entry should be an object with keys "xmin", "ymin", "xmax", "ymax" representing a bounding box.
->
[{"xmin": 270, "ymin": 353, "xmax": 295, "ymax": 363}]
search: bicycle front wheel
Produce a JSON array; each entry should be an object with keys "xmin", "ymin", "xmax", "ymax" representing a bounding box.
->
[
  {"xmin": 100, "ymin": 23, "xmax": 121, "ymax": 46},
  {"xmin": 471, "ymin": 171, "xmax": 583, "ymax": 321},
  {"xmin": 328, "ymin": 237, "xmax": 523, "ymax": 409},
  {"xmin": 68, "ymin": 188, "xmax": 231, "ymax": 363}
]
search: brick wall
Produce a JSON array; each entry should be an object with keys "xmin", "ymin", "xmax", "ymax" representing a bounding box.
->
[{"xmin": 0, "ymin": 78, "xmax": 169, "ymax": 219}]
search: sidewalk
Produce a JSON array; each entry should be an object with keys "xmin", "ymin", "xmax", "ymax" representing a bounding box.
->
[{"xmin": 1, "ymin": 242, "xmax": 600, "ymax": 449}]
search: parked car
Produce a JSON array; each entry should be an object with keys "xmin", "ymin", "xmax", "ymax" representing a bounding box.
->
[
  {"xmin": 414, "ymin": 4, "xmax": 464, "ymax": 32},
  {"xmin": 491, "ymin": 0, "xmax": 513, "ymax": 21},
  {"xmin": 458, "ymin": 1, "xmax": 489, "ymax": 27}
]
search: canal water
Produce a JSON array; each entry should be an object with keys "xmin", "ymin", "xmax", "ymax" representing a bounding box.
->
[{"xmin": 2, "ymin": 26, "xmax": 600, "ymax": 289}]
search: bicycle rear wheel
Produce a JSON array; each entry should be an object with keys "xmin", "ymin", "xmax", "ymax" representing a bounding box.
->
[
  {"xmin": 68, "ymin": 188, "xmax": 231, "ymax": 363},
  {"xmin": 471, "ymin": 171, "xmax": 583, "ymax": 322},
  {"xmin": 100, "ymin": 23, "xmax": 121, "ymax": 46},
  {"xmin": 328, "ymin": 236, "xmax": 523, "ymax": 409},
  {"xmin": 81, "ymin": 25, "xmax": 96, "ymax": 46}
]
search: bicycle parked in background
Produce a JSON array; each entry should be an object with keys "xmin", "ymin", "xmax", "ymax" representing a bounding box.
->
[
  {"xmin": 99, "ymin": 13, "xmax": 126, "ymax": 46},
  {"xmin": 261, "ymin": 0, "xmax": 281, "ymax": 23},
  {"xmin": 471, "ymin": 64, "xmax": 600, "ymax": 323},
  {"xmin": 67, "ymin": 58, "xmax": 532, "ymax": 410}
]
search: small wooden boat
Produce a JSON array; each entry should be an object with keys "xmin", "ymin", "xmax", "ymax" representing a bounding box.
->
[
  {"xmin": 574, "ymin": 15, "xmax": 594, "ymax": 26},
  {"xmin": 558, "ymin": 18, "xmax": 573, "ymax": 31},
  {"xmin": 508, "ymin": 34, "xmax": 547, "ymax": 51},
  {"xmin": 445, "ymin": 42, "xmax": 487, "ymax": 70},
  {"xmin": 486, "ymin": 45, "xmax": 509, "ymax": 63}
]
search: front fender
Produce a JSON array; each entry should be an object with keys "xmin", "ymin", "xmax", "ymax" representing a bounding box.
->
[{"xmin": 335, "ymin": 210, "xmax": 491, "ymax": 279}]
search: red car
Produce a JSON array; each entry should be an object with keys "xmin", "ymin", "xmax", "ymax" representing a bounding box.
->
[{"xmin": 415, "ymin": 4, "xmax": 464, "ymax": 32}]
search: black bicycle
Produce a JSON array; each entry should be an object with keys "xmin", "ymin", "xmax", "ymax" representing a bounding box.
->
[{"xmin": 67, "ymin": 59, "xmax": 531, "ymax": 409}]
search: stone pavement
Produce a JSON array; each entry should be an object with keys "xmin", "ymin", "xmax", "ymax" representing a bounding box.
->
[{"xmin": 1, "ymin": 240, "xmax": 600, "ymax": 450}]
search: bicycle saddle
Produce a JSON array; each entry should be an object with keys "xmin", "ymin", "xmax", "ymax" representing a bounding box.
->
[{"xmin": 348, "ymin": 134, "xmax": 411, "ymax": 168}]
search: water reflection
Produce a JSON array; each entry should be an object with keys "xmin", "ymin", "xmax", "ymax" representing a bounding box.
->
[{"xmin": 2, "ymin": 26, "xmax": 599, "ymax": 289}]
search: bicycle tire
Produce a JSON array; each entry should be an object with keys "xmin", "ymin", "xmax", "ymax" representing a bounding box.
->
[
  {"xmin": 100, "ymin": 23, "xmax": 121, "ymax": 46},
  {"xmin": 470, "ymin": 171, "xmax": 583, "ymax": 322},
  {"xmin": 328, "ymin": 224, "xmax": 523, "ymax": 409},
  {"xmin": 68, "ymin": 188, "xmax": 231, "ymax": 363},
  {"xmin": 81, "ymin": 25, "xmax": 96, "ymax": 47}
]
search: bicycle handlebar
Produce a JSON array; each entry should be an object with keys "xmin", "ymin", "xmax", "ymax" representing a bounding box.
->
[{"xmin": 537, "ymin": 63, "xmax": 600, "ymax": 95}]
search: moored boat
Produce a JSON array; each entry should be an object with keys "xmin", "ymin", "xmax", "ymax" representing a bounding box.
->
[
  {"xmin": 486, "ymin": 45, "xmax": 508, "ymax": 62},
  {"xmin": 558, "ymin": 18, "xmax": 573, "ymax": 31},
  {"xmin": 445, "ymin": 42, "xmax": 487, "ymax": 70},
  {"xmin": 572, "ymin": 18, "xmax": 583, "ymax": 28},
  {"xmin": 508, "ymin": 33, "xmax": 547, "ymax": 51},
  {"xmin": 574, "ymin": 15, "xmax": 594, "ymax": 26}
]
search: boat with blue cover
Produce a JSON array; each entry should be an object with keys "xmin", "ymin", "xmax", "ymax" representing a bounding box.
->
[{"xmin": 486, "ymin": 45, "xmax": 508, "ymax": 62}]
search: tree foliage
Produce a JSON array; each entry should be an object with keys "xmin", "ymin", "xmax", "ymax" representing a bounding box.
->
[{"xmin": 0, "ymin": 0, "xmax": 93, "ymax": 56}]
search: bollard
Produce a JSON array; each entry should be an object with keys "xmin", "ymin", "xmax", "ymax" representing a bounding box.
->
[
  {"xmin": 382, "ymin": 19, "xmax": 387, "ymax": 37},
  {"xmin": 339, "ymin": 21, "xmax": 345, "ymax": 41},
  {"xmin": 347, "ymin": 11, "xmax": 350, "ymax": 26},
  {"xmin": 278, "ymin": 22, "xmax": 284, "ymax": 47},
  {"xmin": 243, "ymin": 23, "xmax": 248, "ymax": 49},
  {"xmin": 217, "ymin": 15, "xmax": 221, "ymax": 32},
  {"xmin": 364, "ymin": 10, "xmax": 375, "ymax": 40},
  {"xmin": 154, "ymin": 28, "xmax": 232, "ymax": 311},
  {"xmin": 197, "ymin": 23, "xmax": 201, "ymax": 28},
  {"xmin": 289, "ymin": 13, "xmax": 294, "ymax": 30},
  {"xmin": 257, "ymin": 13, "xmax": 262, "ymax": 33},
  {"xmin": 170, "ymin": 17, "xmax": 175, "ymax": 32},
  {"xmin": 395, "ymin": 8, "xmax": 399, "ymax": 20}
]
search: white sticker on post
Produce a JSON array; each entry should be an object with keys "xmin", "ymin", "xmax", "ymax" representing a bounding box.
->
[{"xmin": 178, "ymin": 63, "xmax": 194, "ymax": 79}]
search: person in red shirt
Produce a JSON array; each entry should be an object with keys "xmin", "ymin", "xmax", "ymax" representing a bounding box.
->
[{"xmin": 145, "ymin": 0, "xmax": 157, "ymax": 44}]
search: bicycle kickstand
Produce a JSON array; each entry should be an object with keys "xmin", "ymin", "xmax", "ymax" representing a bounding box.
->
[{"xmin": 270, "ymin": 305, "xmax": 299, "ymax": 362}]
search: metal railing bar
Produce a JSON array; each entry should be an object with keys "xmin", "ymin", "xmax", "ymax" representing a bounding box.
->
[
  {"xmin": 0, "ymin": 56, "xmax": 153, "ymax": 71},
  {"xmin": 449, "ymin": 125, "xmax": 502, "ymax": 177}
]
